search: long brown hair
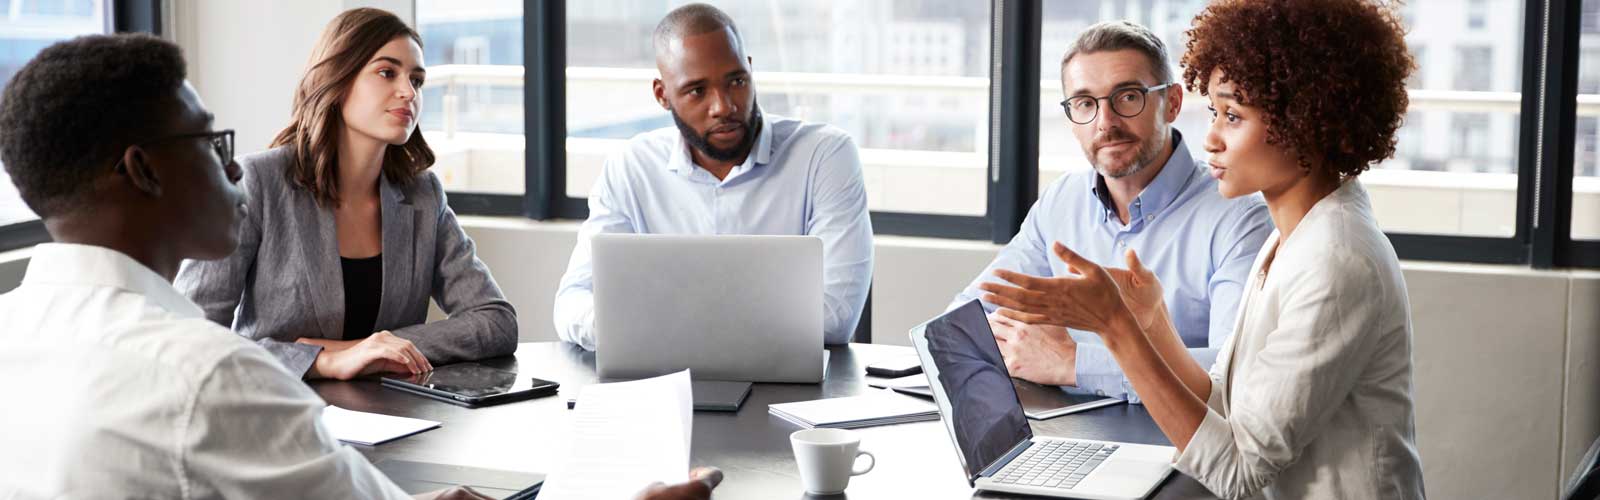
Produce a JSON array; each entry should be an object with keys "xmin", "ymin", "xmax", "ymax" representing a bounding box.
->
[{"xmin": 271, "ymin": 8, "xmax": 434, "ymax": 207}]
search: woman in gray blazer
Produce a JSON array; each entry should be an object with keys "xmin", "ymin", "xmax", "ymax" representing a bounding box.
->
[{"xmin": 175, "ymin": 8, "xmax": 516, "ymax": 380}]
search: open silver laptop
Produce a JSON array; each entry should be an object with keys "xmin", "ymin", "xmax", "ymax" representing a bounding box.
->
[
  {"xmin": 910, "ymin": 300, "xmax": 1175, "ymax": 499},
  {"xmin": 592, "ymin": 234, "xmax": 825, "ymax": 383}
]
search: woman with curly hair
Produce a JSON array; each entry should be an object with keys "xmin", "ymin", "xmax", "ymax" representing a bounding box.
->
[{"xmin": 978, "ymin": 0, "xmax": 1425, "ymax": 497}]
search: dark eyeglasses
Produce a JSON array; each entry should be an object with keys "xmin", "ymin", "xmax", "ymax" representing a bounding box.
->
[
  {"xmin": 133, "ymin": 129, "xmax": 235, "ymax": 165},
  {"xmin": 1060, "ymin": 83, "xmax": 1175, "ymax": 125}
]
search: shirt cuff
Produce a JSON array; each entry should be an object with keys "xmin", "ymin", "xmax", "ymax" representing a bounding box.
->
[
  {"xmin": 1072, "ymin": 340, "xmax": 1139, "ymax": 402},
  {"xmin": 1204, "ymin": 375, "xmax": 1227, "ymax": 413},
  {"xmin": 1172, "ymin": 406, "xmax": 1235, "ymax": 488},
  {"xmin": 277, "ymin": 341, "xmax": 322, "ymax": 378},
  {"xmin": 575, "ymin": 307, "xmax": 597, "ymax": 351}
]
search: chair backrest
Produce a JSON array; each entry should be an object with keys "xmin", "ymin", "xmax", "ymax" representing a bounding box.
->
[
  {"xmin": 1562, "ymin": 435, "xmax": 1600, "ymax": 500},
  {"xmin": 852, "ymin": 286, "xmax": 873, "ymax": 344}
]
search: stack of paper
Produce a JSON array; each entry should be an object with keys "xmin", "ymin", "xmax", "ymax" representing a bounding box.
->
[
  {"xmin": 768, "ymin": 392, "xmax": 939, "ymax": 429},
  {"xmin": 539, "ymin": 370, "xmax": 694, "ymax": 499},
  {"xmin": 319, "ymin": 406, "xmax": 440, "ymax": 446}
]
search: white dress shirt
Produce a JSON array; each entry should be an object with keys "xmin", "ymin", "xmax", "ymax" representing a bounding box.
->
[
  {"xmin": 0, "ymin": 243, "xmax": 409, "ymax": 499},
  {"xmin": 553, "ymin": 114, "xmax": 875, "ymax": 350},
  {"xmin": 1173, "ymin": 181, "xmax": 1425, "ymax": 499}
]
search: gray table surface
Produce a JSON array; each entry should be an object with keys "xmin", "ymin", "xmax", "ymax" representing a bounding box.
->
[{"xmin": 311, "ymin": 342, "xmax": 1217, "ymax": 499}]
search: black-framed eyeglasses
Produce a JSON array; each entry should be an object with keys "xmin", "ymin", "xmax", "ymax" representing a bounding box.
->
[
  {"xmin": 1060, "ymin": 83, "xmax": 1175, "ymax": 125},
  {"xmin": 134, "ymin": 129, "xmax": 235, "ymax": 165}
]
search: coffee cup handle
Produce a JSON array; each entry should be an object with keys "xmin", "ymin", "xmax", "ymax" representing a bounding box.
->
[{"xmin": 851, "ymin": 450, "xmax": 876, "ymax": 476}]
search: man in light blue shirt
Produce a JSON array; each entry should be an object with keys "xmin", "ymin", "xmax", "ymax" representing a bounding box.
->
[
  {"xmin": 950, "ymin": 21, "xmax": 1271, "ymax": 402},
  {"xmin": 554, "ymin": 3, "xmax": 873, "ymax": 350}
]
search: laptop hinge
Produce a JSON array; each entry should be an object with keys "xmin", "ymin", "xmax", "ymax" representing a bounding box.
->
[{"xmin": 975, "ymin": 439, "xmax": 1034, "ymax": 482}]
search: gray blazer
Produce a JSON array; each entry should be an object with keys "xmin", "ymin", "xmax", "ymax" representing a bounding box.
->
[{"xmin": 174, "ymin": 146, "xmax": 518, "ymax": 377}]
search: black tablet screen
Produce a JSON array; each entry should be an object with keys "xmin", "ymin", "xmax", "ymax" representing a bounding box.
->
[{"xmin": 391, "ymin": 363, "xmax": 542, "ymax": 398}]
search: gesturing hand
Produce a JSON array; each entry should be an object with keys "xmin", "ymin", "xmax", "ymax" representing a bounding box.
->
[
  {"xmin": 978, "ymin": 242, "xmax": 1139, "ymax": 340},
  {"xmin": 1104, "ymin": 249, "xmax": 1165, "ymax": 331}
]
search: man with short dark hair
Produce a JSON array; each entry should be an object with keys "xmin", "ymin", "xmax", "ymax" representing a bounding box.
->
[
  {"xmin": 554, "ymin": 3, "xmax": 874, "ymax": 350},
  {"xmin": 950, "ymin": 21, "xmax": 1272, "ymax": 403},
  {"xmin": 0, "ymin": 33, "xmax": 716, "ymax": 500}
]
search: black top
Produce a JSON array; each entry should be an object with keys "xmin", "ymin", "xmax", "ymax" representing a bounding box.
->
[{"xmin": 341, "ymin": 253, "xmax": 383, "ymax": 341}]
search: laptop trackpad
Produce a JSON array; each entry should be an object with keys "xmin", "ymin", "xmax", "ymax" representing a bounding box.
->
[{"xmin": 1080, "ymin": 459, "xmax": 1170, "ymax": 495}]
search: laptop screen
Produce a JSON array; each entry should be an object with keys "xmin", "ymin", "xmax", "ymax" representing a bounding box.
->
[{"xmin": 913, "ymin": 300, "xmax": 1034, "ymax": 483}]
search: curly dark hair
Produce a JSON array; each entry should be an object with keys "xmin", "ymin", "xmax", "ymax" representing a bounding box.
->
[
  {"xmin": 1181, "ymin": 0, "xmax": 1414, "ymax": 179},
  {"xmin": 0, "ymin": 33, "xmax": 187, "ymax": 217}
]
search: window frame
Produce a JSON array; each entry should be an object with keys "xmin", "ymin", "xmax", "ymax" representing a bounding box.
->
[
  {"xmin": 431, "ymin": 0, "xmax": 1600, "ymax": 269},
  {"xmin": 0, "ymin": 0, "xmax": 158, "ymax": 253}
]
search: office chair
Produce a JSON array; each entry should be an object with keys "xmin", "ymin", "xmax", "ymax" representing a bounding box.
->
[
  {"xmin": 1563, "ymin": 435, "xmax": 1600, "ymax": 500},
  {"xmin": 852, "ymin": 286, "xmax": 872, "ymax": 344}
]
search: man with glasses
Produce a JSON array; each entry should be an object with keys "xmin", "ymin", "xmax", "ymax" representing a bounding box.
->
[
  {"xmin": 0, "ymin": 34, "xmax": 718, "ymax": 500},
  {"xmin": 949, "ymin": 21, "xmax": 1271, "ymax": 403}
]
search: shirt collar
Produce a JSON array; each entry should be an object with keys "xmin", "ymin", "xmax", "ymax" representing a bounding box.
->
[
  {"xmin": 1088, "ymin": 129, "xmax": 1196, "ymax": 224},
  {"xmin": 666, "ymin": 113, "xmax": 774, "ymax": 180},
  {"xmin": 20, "ymin": 243, "xmax": 204, "ymax": 319}
]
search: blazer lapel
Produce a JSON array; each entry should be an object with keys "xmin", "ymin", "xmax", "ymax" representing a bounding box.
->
[
  {"xmin": 375, "ymin": 177, "xmax": 416, "ymax": 331},
  {"xmin": 1221, "ymin": 231, "xmax": 1279, "ymax": 409},
  {"xmin": 299, "ymin": 194, "xmax": 344, "ymax": 340}
]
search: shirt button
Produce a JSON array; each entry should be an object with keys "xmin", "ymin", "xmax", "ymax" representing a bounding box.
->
[
  {"xmin": 1096, "ymin": 390, "xmax": 1107, "ymax": 396},
  {"xmin": 1145, "ymin": 215, "xmax": 1154, "ymax": 221}
]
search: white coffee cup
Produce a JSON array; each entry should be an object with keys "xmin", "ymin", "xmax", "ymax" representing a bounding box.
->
[{"xmin": 790, "ymin": 428, "xmax": 876, "ymax": 494}]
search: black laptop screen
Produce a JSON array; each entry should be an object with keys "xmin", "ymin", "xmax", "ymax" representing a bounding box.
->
[{"xmin": 920, "ymin": 300, "xmax": 1034, "ymax": 480}]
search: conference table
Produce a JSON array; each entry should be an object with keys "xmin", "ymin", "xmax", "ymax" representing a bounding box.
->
[{"xmin": 311, "ymin": 342, "xmax": 1218, "ymax": 499}]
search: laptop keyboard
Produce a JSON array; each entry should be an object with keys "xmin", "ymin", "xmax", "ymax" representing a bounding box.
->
[{"xmin": 992, "ymin": 440, "xmax": 1118, "ymax": 490}]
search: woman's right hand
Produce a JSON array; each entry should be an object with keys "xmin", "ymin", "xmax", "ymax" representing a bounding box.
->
[
  {"xmin": 1104, "ymin": 249, "xmax": 1166, "ymax": 332},
  {"xmin": 306, "ymin": 330, "xmax": 431, "ymax": 380}
]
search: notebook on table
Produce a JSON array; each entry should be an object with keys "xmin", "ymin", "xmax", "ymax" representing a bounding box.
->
[
  {"xmin": 768, "ymin": 392, "xmax": 939, "ymax": 429},
  {"xmin": 319, "ymin": 406, "xmax": 440, "ymax": 446},
  {"xmin": 870, "ymin": 367, "xmax": 1125, "ymax": 420}
]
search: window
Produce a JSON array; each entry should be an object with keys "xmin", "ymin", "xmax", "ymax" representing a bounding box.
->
[
  {"xmin": 1585, "ymin": 0, "xmax": 1600, "ymax": 34},
  {"xmin": 1467, "ymin": 0, "xmax": 1488, "ymax": 31},
  {"xmin": 1038, "ymin": 1, "xmax": 1524, "ymax": 238},
  {"xmin": 0, "ymin": 0, "xmax": 111, "ymax": 228},
  {"xmin": 1454, "ymin": 46, "xmax": 1495, "ymax": 91},
  {"xmin": 1409, "ymin": 45, "xmax": 1428, "ymax": 89},
  {"xmin": 414, "ymin": 0, "xmax": 526, "ymax": 195},
  {"xmin": 565, "ymin": 1, "xmax": 992, "ymax": 216},
  {"xmin": 427, "ymin": 0, "xmax": 1586, "ymax": 267},
  {"xmin": 1575, "ymin": 1, "xmax": 1600, "ymax": 241}
]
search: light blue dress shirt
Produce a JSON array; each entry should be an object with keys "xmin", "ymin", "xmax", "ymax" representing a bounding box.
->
[
  {"xmin": 554, "ymin": 114, "xmax": 874, "ymax": 350},
  {"xmin": 951, "ymin": 131, "xmax": 1272, "ymax": 403}
]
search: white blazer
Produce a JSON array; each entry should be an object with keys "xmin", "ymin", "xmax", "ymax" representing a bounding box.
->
[{"xmin": 1173, "ymin": 180, "xmax": 1426, "ymax": 499}]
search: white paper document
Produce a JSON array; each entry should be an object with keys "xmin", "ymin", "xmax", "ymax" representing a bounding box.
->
[
  {"xmin": 319, "ymin": 406, "xmax": 440, "ymax": 446},
  {"xmin": 768, "ymin": 393, "xmax": 939, "ymax": 429},
  {"xmin": 539, "ymin": 370, "xmax": 694, "ymax": 500}
]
